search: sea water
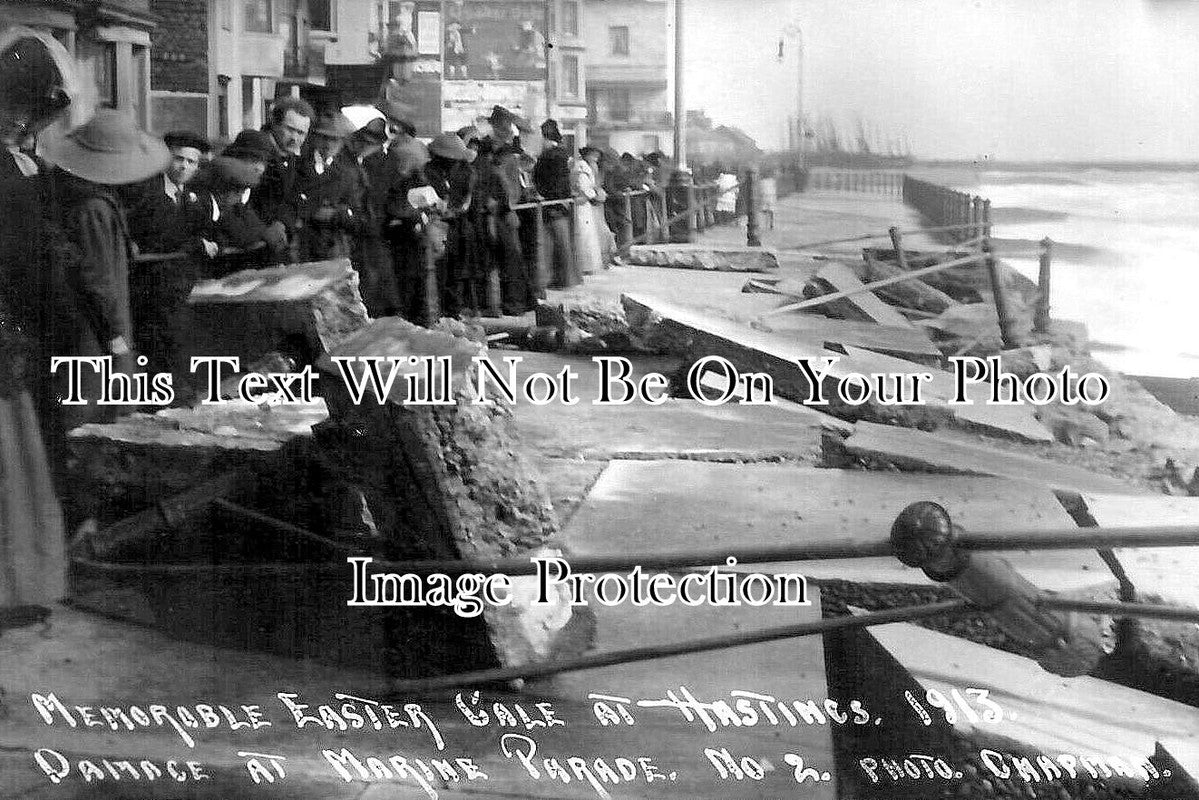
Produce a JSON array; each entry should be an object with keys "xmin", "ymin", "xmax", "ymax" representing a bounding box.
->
[{"xmin": 916, "ymin": 166, "xmax": 1199, "ymax": 379}]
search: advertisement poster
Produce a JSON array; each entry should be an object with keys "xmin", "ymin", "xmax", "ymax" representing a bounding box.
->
[
  {"xmin": 443, "ymin": 0, "xmax": 548, "ymax": 81},
  {"xmin": 4, "ymin": 2, "xmax": 1199, "ymax": 800},
  {"xmin": 441, "ymin": 78, "xmax": 547, "ymax": 135}
]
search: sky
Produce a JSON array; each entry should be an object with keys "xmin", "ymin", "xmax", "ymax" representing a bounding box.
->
[{"xmin": 672, "ymin": 0, "xmax": 1199, "ymax": 161}]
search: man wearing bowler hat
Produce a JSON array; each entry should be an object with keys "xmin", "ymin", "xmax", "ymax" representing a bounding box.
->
[{"xmin": 295, "ymin": 112, "xmax": 367, "ymax": 262}]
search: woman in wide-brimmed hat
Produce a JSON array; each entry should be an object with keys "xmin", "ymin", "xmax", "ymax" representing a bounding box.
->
[
  {"xmin": 0, "ymin": 27, "xmax": 84, "ymax": 612},
  {"xmin": 40, "ymin": 108, "xmax": 169, "ymax": 446},
  {"xmin": 423, "ymin": 132, "xmax": 482, "ymax": 317}
]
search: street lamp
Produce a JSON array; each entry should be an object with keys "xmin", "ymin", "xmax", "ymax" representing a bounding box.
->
[{"xmin": 781, "ymin": 22, "xmax": 803, "ymax": 168}]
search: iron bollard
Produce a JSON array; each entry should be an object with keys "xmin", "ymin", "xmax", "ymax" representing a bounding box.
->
[
  {"xmin": 1035, "ymin": 237, "xmax": 1054, "ymax": 334},
  {"xmin": 620, "ymin": 191, "xmax": 634, "ymax": 249},
  {"xmin": 421, "ymin": 221, "xmax": 440, "ymax": 326},
  {"xmin": 745, "ymin": 167, "xmax": 762, "ymax": 247},
  {"xmin": 888, "ymin": 226, "xmax": 909, "ymax": 271},
  {"xmin": 535, "ymin": 200, "xmax": 551, "ymax": 290},
  {"xmin": 657, "ymin": 187, "xmax": 670, "ymax": 244},
  {"xmin": 983, "ymin": 238, "xmax": 1019, "ymax": 348},
  {"xmin": 667, "ymin": 169, "xmax": 696, "ymax": 244}
]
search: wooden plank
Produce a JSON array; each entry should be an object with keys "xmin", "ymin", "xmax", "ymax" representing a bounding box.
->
[
  {"xmin": 564, "ymin": 461, "xmax": 1114, "ymax": 594},
  {"xmin": 806, "ymin": 261, "xmax": 914, "ymax": 328},
  {"xmin": 622, "ymin": 293, "xmax": 1054, "ymax": 443},
  {"xmin": 843, "ymin": 420, "xmax": 1140, "ymax": 495},
  {"xmin": 868, "ymin": 621, "xmax": 1199, "ymax": 778}
]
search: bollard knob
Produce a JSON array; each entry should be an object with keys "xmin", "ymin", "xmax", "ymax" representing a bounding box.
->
[
  {"xmin": 889, "ymin": 502, "xmax": 1113, "ymax": 677},
  {"xmin": 890, "ymin": 501, "xmax": 968, "ymax": 580}
]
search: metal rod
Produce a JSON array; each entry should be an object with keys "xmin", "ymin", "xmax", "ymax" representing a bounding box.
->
[
  {"xmin": 781, "ymin": 221, "xmax": 987, "ymax": 252},
  {"xmin": 387, "ymin": 599, "xmax": 973, "ymax": 694},
  {"xmin": 213, "ymin": 499, "xmax": 359, "ymax": 555},
  {"xmin": 957, "ymin": 524, "xmax": 1199, "ymax": 552},
  {"xmin": 762, "ymin": 251, "xmax": 986, "ymax": 317},
  {"xmin": 1038, "ymin": 597, "xmax": 1199, "ymax": 624}
]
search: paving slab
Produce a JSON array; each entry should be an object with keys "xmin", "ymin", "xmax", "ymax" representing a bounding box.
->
[
  {"xmin": 680, "ymin": 289, "xmax": 943, "ymax": 365},
  {"xmin": 842, "ymin": 420, "xmax": 1140, "ymax": 495},
  {"xmin": 867, "ymin": 621, "xmax": 1199, "ymax": 774},
  {"xmin": 504, "ymin": 350, "xmax": 822, "ymax": 462},
  {"xmin": 806, "ymin": 261, "xmax": 914, "ymax": 329},
  {"xmin": 625, "ymin": 243, "xmax": 780, "ymax": 272},
  {"xmin": 1154, "ymin": 739, "xmax": 1199, "ymax": 797},
  {"xmin": 563, "ymin": 461, "xmax": 1113, "ymax": 594},
  {"xmin": 1075, "ymin": 493, "xmax": 1199, "ymax": 608},
  {"xmin": 622, "ymin": 292, "xmax": 1054, "ymax": 443}
]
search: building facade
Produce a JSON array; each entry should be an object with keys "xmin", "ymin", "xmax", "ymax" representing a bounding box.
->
[
  {"xmin": 582, "ymin": 0, "xmax": 669, "ymax": 156},
  {"xmin": 1, "ymin": 0, "xmax": 157, "ymax": 129},
  {"xmin": 150, "ymin": 0, "xmax": 334, "ymax": 144}
]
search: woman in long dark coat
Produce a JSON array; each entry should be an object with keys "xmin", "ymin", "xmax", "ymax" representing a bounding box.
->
[{"xmin": 0, "ymin": 28, "xmax": 79, "ymax": 610}]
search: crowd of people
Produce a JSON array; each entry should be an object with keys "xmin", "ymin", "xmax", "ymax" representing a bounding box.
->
[{"xmin": 0, "ymin": 25, "xmax": 695, "ymax": 563}]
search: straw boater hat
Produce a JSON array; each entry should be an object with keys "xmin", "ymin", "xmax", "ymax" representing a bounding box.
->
[
  {"xmin": 428, "ymin": 132, "xmax": 476, "ymax": 163},
  {"xmin": 40, "ymin": 108, "xmax": 169, "ymax": 185},
  {"xmin": 377, "ymin": 98, "xmax": 417, "ymax": 129}
]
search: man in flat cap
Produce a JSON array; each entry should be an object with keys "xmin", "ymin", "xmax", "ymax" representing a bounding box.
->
[
  {"xmin": 481, "ymin": 105, "xmax": 536, "ymax": 314},
  {"xmin": 533, "ymin": 118, "xmax": 577, "ymax": 288}
]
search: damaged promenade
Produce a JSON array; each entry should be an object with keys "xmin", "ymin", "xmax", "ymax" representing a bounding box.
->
[{"xmin": 5, "ymin": 179, "xmax": 1199, "ymax": 800}]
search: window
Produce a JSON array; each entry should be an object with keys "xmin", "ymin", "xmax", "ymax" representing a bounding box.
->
[
  {"xmin": 245, "ymin": 0, "xmax": 273, "ymax": 33},
  {"xmin": 79, "ymin": 39, "xmax": 118, "ymax": 109},
  {"xmin": 562, "ymin": 54, "xmax": 579, "ymax": 98},
  {"xmin": 219, "ymin": 0, "xmax": 232, "ymax": 31},
  {"xmin": 131, "ymin": 44, "xmax": 148, "ymax": 127},
  {"xmin": 561, "ymin": 0, "xmax": 578, "ymax": 36},
  {"xmin": 609, "ymin": 25, "xmax": 629, "ymax": 56},
  {"xmin": 310, "ymin": 0, "xmax": 334, "ymax": 32},
  {"xmin": 609, "ymin": 87, "xmax": 630, "ymax": 122}
]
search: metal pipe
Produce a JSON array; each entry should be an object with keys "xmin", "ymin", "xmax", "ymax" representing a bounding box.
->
[
  {"xmin": 386, "ymin": 600, "xmax": 973, "ymax": 695},
  {"xmin": 1038, "ymin": 597, "xmax": 1199, "ymax": 624}
]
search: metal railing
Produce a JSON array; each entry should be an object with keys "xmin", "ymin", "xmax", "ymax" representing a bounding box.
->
[{"xmin": 806, "ymin": 169, "xmax": 904, "ymax": 196}]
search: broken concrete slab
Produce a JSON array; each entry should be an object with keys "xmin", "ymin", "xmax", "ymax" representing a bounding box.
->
[
  {"xmin": 622, "ymin": 293, "xmax": 1054, "ymax": 443},
  {"xmin": 564, "ymin": 461, "xmax": 1115, "ymax": 594},
  {"xmin": 315, "ymin": 317, "xmax": 587, "ymax": 677},
  {"xmin": 504, "ymin": 350, "xmax": 823, "ymax": 462},
  {"xmin": 188, "ymin": 258, "xmax": 370, "ymax": 368},
  {"xmin": 802, "ymin": 261, "xmax": 914, "ymax": 328},
  {"xmin": 543, "ymin": 585, "xmax": 836, "ymax": 800},
  {"xmin": 1155, "ymin": 740, "xmax": 1199, "ymax": 798},
  {"xmin": 1073, "ymin": 493, "xmax": 1199, "ymax": 608},
  {"xmin": 835, "ymin": 345, "xmax": 1055, "ymax": 443},
  {"xmin": 840, "ymin": 420, "xmax": 1139, "ymax": 495},
  {"xmin": 65, "ymin": 399, "xmax": 327, "ymax": 527},
  {"xmin": 626, "ymin": 242, "xmax": 779, "ymax": 272},
  {"xmin": 861, "ymin": 250, "xmax": 958, "ymax": 314},
  {"xmin": 868, "ymin": 620, "xmax": 1199, "ymax": 781}
]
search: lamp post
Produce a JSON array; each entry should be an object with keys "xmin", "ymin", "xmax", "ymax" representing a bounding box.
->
[
  {"xmin": 673, "ymin": 0, "xmax": 686, "ymax": 169},
  {"xmin": 782, "ymin": 23, "xmax": 804, "ymax": 168}
]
